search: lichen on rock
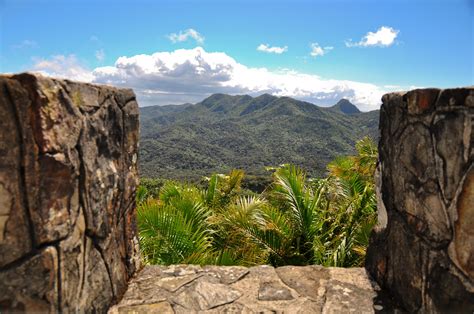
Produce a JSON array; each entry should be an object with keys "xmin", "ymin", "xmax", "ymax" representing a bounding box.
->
[
  {"xmin": 366, "ymin": 87, "xmax": 474, "ymax": 313},
  {"xmin": 0, "ymin": 73, "xmax": 140, "ymax": 312}
]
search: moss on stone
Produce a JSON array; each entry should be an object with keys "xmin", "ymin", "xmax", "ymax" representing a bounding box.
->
[{"xmin": 72, "ymin": 90, "xmax": 84, "ymax": 107}]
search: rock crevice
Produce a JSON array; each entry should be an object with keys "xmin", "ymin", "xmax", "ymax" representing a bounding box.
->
[
  {"xmin": 0, "ymin": 73, "xmax": 140, "ymax": 312},
  {"xmin": 366, "ymin": 87, "xmax": 474, "ymax": 312}
]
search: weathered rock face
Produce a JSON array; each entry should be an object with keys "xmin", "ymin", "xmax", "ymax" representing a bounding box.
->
[
  {"xmin": 110, "ymin": 265, "xmax": 395, "ymax": 313},
  {"xmin": 0, "ymin": 73, "xmax": 140, "ymax": 312},
  {"xmin": 366, "ymin": 87, "xmax": 474, "ymax": 312}
]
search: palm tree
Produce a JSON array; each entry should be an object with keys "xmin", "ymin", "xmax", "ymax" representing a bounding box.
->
[
  {"xmin": 314, "ymin": 136, "xmax": 377, "ymax": 266},
  {"xmin": 138, "ymin": 169, "xmax": 266, "ymax": 266},
  {"xmin": 232, "ymin": 137, "xmax": 378, "ymax": 267},
  {"xmin": 224, "ymin": 164, "xmax": 324, "ymax": 266},
  {"xmin": 137, "ymin": 137, "xmax": 378, "ymax": 267},
  {"xmin": 138, "ymin": 181, "xmax": 214, "ymax": 265}
]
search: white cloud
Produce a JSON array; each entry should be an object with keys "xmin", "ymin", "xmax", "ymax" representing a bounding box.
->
[
  {"xmin": 346, "ymin": 26, "xmax": 399, "ymax": 47},
  {"xmin": 257, "ymin": 44, "xmax": 288, "ymax": 54},
  {"xmin": 310, "ymin": 43, "xmax": 333, "ymax": 57},
  {"xmin": 408, "ymin": 85, "xmax": 425, "ymax": 90},
  {"xmin": 31, "ymin": 54, "xmax": 94, "ymax": 82},
  {"xmin": 32, "ymin": 47, "xmax": 403, "ymax": 111},
  {"xmin": 167, "ymin": 28, "xmax": 204, "ymax": 44},
  {"xmin": 91, "ymin": 47, "xmax": 388, "ymax": 110},
  {"xmin": 12, "ymin": 40, "xmax": 38, "ymax": 49},
  {"xmin": 95, "ymin": 49, "xmax": 105, "ymax": 62}
]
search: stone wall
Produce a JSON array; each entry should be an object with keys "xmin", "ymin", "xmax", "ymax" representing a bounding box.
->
[
  {"xmin": 0, "ymin": 73, "xmax": 140, "ymax": 312},
  {"xmin": 366, "ymin": 88, "xmax": 474, "ymax": 312}
]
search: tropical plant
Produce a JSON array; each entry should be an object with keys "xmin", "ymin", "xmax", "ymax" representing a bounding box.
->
[
  {"xmin": 137, "ymin": 182, "xmax": 214, "ymax": 265},
  {"xmin": 316, "ymin": 136, "xmax": 378, "ymax": 266},
  {"xmin": 137, "ymin": 137, "xmax": 378, "ymax": 267}
]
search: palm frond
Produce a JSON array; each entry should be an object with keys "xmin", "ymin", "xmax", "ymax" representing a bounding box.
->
[
  {"xmin": 205, "ymin": 174, "xmax": 219, "ymax": 205},
  {"xmin": 137, "ymin": 199, "xmax": 213, "ymax": 265}
]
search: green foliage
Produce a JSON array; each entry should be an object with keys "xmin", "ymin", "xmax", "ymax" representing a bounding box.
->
[
  {"xmin": 138, "ymin": 94, "xmax": 379, "ymax": 184},
  {"xmin": 137, "ymin": 137, "xmax": 378, "ymax": 267},
  {"xmin": 141, "ymin": 178, "xmax": 164, "ymax": 197},
  {"xmin": 138, "ymin": 181, "xmax": 214, "ymax": 265}
]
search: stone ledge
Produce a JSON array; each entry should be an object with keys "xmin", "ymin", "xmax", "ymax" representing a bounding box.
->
[{"xmin": 110, "ymin": 265, "xmax": 398, "ymax": 313}]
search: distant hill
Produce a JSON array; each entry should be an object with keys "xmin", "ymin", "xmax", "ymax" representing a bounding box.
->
[
  {"xmin": 331, "ymin": 99, "xmax": 361, "ymax": 114},
  {"xmin": 139, "ymin": 94, "xmax": 379, "ymax": 182}
]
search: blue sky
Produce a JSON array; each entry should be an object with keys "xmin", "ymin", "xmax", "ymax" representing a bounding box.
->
[{"xmin": 1, "ymin": 0, "xmax": 472, "ymax": 110}]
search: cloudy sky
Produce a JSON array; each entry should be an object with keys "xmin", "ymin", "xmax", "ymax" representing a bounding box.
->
[{"xmin": 1, "ymin": 0, "xmax": 472, "ymax": 111}]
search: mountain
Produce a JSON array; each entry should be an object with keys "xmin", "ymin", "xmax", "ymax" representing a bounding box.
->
[
  {"xmin": 331, "ymin": 99, "xmax": 361, "ymax": 114},
  {"xmin": 139, "ymin": 94, "xmax": 379, "ymax": 182}
]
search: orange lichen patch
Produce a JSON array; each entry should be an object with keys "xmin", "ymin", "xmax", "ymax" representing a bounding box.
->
[
  {"xmin": 418, "ymin": 93, "xmax": 431, "ymax": 110},
  {"xmin": 454, "ymin": 168, "xmax": 474, "ymax": 278},
  {"xmin": 406, "ymin": 89, "xmax": 439, "ymax": 115}
]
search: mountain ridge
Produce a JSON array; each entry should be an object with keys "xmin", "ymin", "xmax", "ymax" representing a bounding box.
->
[{"xmin": 139, "ymin": 94, "xmax": 379, "ymax": 181}]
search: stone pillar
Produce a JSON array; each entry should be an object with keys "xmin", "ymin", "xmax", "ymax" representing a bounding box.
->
[
  {"xmin": 0, "ymin": 73, "xmax": 140, "ymax": 312},
  {"xmin": 366, "ymin": 88, "xmax": 474, "ymax": 312}
]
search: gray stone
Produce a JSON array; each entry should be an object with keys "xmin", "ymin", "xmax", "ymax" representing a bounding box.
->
[
  {"xmin": 449, "ymin": 166, "xmax": 474, "ymax": 280},
  {"xmin": 114, "ymin": 264, "xmax": 396, "ymax": 313},
  {"xmin": 115, "ymin": 301, "xmax": 174, "ymax": 314},
  {"xmin": 433, "ymin": 111, "xmax": 470, "ymax": 202},
  {"xmin": 162, "ymin": 264, "xmax": 203, "ymax": 276},
  {"xmin": 0, "ymin": 246, "xmax": 58, "ymax": 312},
  {"xmin": 204, "ymin": 302, "xmax": 251, "ymax": 313},
  {"xmin": 204, "ymin": 265, "xmax": 250, "ymax": 284},
  {"xmin": 258, "ymin": 281, "xmax": 294, "ymax": 301},
  {"xmin": 172, "ymin": 304, "xmax": 199, "ymax": 314},
  {"xmin": 0, "ymin": 73, "xmax": 140, "ymax": 312},
  {"xmin": 435, "ymin": 88, "xmax": 471, "ymax": 109},
  {"xmin": 196, "ymin": 280, "xmax": 242, "ymax": 309},
  {"xmin": 366, "ymin": 87, "xmax": 474, "ymax": 312},
  {"xmin": 276, "ymin": 265, "xmax": 329, "ymax": 300},
  {"xmin": 322, "ymin": 280, "xmax": 376, "ymax": 314},
  {"xmin": 0, "ymin": 77, "xmax": 32, "ymax": 266},
  {"xmin": 157, "ymin": 273, "xmax": 203, "ymax": 292},
  {"xmin": 294, "ymin": 299, "xmax": 324, "ymax": 314},
  {"xmin": 173, "ymin": 279, "xmax": 242, "ymax": 310}
]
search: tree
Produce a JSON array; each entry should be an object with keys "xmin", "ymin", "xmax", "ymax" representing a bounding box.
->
[{"xmin": 137, "ymin": 137, "xmax": 378, "ymax": 267}]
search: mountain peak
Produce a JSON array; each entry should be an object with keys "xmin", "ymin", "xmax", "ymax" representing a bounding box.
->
[
  {"xmin": 332, "ymin": 99, "xmax": 361, "ymax": 114},
  {"xmin": 201, "ymin": 93, "xmax": 231, "ymax": 104},
  {"xmin": 239, "ymin": 93, "xmax": 278, "ymax": 115},
  {"xmin": 139, "ymin": 93, "xmax": 379, "ymax": 182},
  {"xmin": 200, "ymin": 93, "xmax": 247, "ymax": 111}
]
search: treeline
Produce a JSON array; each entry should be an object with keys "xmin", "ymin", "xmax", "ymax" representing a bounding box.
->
[{"xmin": 136, "ymin": 137, "xmax": 378, "ymax": 267}]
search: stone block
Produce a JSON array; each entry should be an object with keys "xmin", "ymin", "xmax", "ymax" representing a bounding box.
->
[
  {"xmin": 0, "ymin": 73, "xmax": 140, "ymax": 312},
  {"xmin": 366, "ymin": 87, "xmax": 474, "ymax": 312}
]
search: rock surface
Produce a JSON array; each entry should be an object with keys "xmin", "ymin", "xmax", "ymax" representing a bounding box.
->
[
  {"xmin": 0, "ymin": 73, "xmax": 140, "ymax": 312},
  {"xmin": 366, "ymin": 87, "xmax": 474, "ymax": 312},
  {"xmin": 110, "ymin": 265, "xmax": 395, "ymax": 313},
  {"xmin": 2, "ymin": 74, "xmax": 472, "ymax": 313}
]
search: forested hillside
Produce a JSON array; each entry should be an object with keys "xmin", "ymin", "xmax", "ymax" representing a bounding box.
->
[{"xmin": 139, "ymin": 94, "xmax": 379, "ymax": 182}]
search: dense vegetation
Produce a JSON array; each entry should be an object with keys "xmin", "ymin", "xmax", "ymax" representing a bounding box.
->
[
  {"xmin": 137, "ymin": 137, "xmax": 378, "ymax": 267},
  {"xmin": 139, "ymin": 94, "xmax": 379, "ymax": 182}
]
